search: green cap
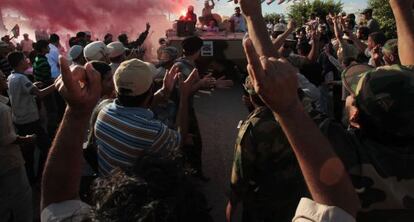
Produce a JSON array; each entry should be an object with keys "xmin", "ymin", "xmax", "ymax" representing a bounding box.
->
[
  {"xmin": 382, "ymin": 39, "xmax": 398, "ymax": 55},
  {"xmin": 343, "ymin": 64, "xmax": 414, "ymax": 138}
]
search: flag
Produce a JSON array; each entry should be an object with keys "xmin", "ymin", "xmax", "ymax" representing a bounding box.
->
[{"xmin": 11, "ymin": 24, "xmax": 20, "ymax": 38}]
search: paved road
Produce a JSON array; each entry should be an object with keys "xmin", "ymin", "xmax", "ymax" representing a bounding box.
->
[{"xmin": 194, "ymin": 85, "xmax": 248, "ymax": 221}]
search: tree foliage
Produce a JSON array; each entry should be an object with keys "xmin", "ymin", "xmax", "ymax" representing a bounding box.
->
[
  {"xmin": 368, "ymin": 0, "xmax": 396, "ymax": 39},
  {"xmin": 287, "ymin": 0, "xmax": 343, "ymax": 27},
  {"xmin": 264, "ymin": 13, "xmax": 282, "ymax": 23}
]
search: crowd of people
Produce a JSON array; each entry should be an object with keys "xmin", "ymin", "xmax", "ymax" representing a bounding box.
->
[{"xmin": 1, "ymin": 0, "xmax": 414, "ymax": 221}]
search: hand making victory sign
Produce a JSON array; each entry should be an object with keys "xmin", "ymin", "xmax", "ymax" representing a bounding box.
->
[{"xmin": 54, "ymin": 57, "xmax": 102, "ymax": 115}]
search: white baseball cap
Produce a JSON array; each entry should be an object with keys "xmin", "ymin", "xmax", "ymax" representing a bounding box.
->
[
  {"xmin": 107, "ymin": 41, "xmax": 128, "ymax": 58},
  {"xmin": 84, "ymin": 41, "xmax": 109, "ymax": 61}
]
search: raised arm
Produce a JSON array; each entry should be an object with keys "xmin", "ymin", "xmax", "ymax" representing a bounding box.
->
[
  {"xmin": 235, "ymin": 0, "xmax": 279, "ymax": 58},
  {"xmin": 390, "ymin": 0, "xmax": 414, "ymax": 65},
  {"xmin": 272, "ymin": 20, "xmax": 296, "ymax": 50},
  {"xmin": 41, "ymin": 57, "xmax": 102, "ymax": 210},
  {"xmin": 243, "ymin": 38, "xmax": 360, "ymax": 217},
  {"xmin": 30, "ymin": 84, "xmax": 56, "ymax": 99},
  {"xmin": 175, "ymin": 69, "xmax": 198, "ymax": 145},
  {"xmin": 307, "ymin": 29, "xmax": 321, "ymax": 63}
]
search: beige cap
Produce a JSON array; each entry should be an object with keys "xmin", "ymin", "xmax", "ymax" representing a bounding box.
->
[
  {"xmin": 84, "ymin": 41, "xmax": 109, "ymax": 61},
  {"xmin": 107, "ymin": 41, "xmax": 127, "ymax": 58},
  {"xmin": 114, "ymin": 59, "xmax": 156, "ymax": 96}
]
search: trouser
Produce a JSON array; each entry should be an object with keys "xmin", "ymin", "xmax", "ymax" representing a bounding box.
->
[
  {"xmin": 15, "ymin": 120, "xmax": 51, "ymax": 183},
  {"xmin": 183, "ymin": 107, "xmax": 203, "ymax": 174},
  {"xmin": 0, "ymin": 167, "xmax": 33, "ymax": 222}
]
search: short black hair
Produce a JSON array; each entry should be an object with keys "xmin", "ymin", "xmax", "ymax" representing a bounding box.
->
[
  {"xmin": 76, "ymin": 32, "xmax": 86, "ymax": 39},
  {"xmin": 68, "ymin": 37, "xmax": 78, "ymax": 47},
  {"xmin": 182, "ymin": 36, "xmax": 203, "ymax": 56},
  {"xmin": 369, "ymin": 32, "xmax": 387, "ymax": 46},
  {"xmin": 34, "ymin": 40, "xmax": 49, "ymax": 52},
  {"xmin": 91, "ymin": 61, "xmax": 112, "ymax": 79},
  {"xmin": 49, "ymin": 33, "xmax": 60, "ymax": 43},
  {"xmin": 117, "ymin": 87, "xmax": 153, "ymax": 107},
  {"xmin": 358, "ymin": 26, "xmax": 370, "ymax": 40},
  {"xmin": 118, "ymin": 34, "xmax": 128, "ymax": 43},
  {"xmin": 7, "ymin": 51, "xmax": 25, "ymax": 68}
]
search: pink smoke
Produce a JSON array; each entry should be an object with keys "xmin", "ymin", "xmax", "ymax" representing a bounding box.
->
[{"xmin": 0, "ymin": 0, "xmax": 194, "ymax": 38}]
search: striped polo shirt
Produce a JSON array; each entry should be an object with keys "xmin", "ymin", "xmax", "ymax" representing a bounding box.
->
[{"xmin": 95, "ymin": 100, "xmax": 181, "ymax": 176}]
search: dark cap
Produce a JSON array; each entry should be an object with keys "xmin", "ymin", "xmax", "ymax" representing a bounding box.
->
[
  {"xmin": 343, "ymin": 64, "xmax": 414, "ymax": 138},
  {"xmin": 361, "ymin": 8, "xmax": 373, "ymax": 15},
  {"xmin": 181, "ymin": 36, "xmax": 203, "ymax": 55}
]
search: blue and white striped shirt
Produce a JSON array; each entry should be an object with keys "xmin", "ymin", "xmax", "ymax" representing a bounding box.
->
[{"xmin": 95, "ymin": 100, "xmax": 181, "ymax": 176}]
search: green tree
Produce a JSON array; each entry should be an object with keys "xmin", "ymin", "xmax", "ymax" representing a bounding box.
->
[
  {"xmin": 264, "ymin": 13, "xmax": 282, "ymax": 23},
  {"xmin": 287, "ymin": 0, "xmax": 343, "ymax": 27},
  {"xmin": 368, "ymin": 0, "xmax": 396, "ymax": 39}
]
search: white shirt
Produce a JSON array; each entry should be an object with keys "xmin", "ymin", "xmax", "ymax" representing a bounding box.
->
[
  {"xmin": 0, "ymin": 95, "xmax": 24, "ymax": 175},
  {"xmin": 230, "ymin": 14, "xmax": 247, "ymax": 32},
  {"xmin": 7, "ymin": 72, "xmax": 39, "ymax": 124},
  {"xmin": 20, "ymin": 39, "xmax": 34, "ymax": 53},
  {"xmin": 46, "ymin": 43, "xmax": 60, "ymax": 78}
]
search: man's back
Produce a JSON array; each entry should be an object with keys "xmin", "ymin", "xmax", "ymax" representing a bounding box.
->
[
  {"xmin": 46, "ymin": 43, "xmax": 60, "ymax": 78},
  {"xmin": 20, "ymin": 39, "xmax": 33, "ymax": 53},
  {"xmin": 231, "ymin": 106, "xmax": 308, "ymax": 222},
  {"xmin": 7, "ymin": 73, "xmax": 39, "ymax": 124},
  {"xmin": 320, "ymin": 120, "xmax": 414, "ymax": 221},
  {"xmin": 94, "ymin": 101, "xmax": 181, "ymax": 176}
]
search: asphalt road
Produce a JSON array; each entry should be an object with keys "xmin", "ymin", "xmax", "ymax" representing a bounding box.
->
[{"xmin": 194, "ymin": 85, "xmax": 248, "ymax": 221}]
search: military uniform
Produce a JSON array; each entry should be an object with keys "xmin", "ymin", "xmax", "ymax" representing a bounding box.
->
[
  {"xmin": 230, "ymin": 105, "xmax": 310, "ymax": 222},
  {"xmin": 328, "ymin": 64, "xmax": 414, "ymax": 221}
]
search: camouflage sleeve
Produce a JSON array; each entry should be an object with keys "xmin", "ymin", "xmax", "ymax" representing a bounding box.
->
[{"xmin": 230, "ymin": 122, "xmax": 256, "ymax": 202}]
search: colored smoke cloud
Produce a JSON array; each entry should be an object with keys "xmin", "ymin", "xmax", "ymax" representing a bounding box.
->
[{"xmin": 0, "ymin": 0, "xmax": 194, "ymax": 38}]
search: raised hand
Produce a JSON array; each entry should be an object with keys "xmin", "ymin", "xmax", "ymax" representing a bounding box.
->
[
  {"xmin": 55, "ymin": 56, "xmax": 102, "ymax": 114},
  {"xmin": 146, "ymin": 22, "xmax": 151, "ymax": 32},
  {"xmin": 199, "ymin": 73, "xmax": 216, "ymax": 89},
  {"xmin": 162, "ymin": 64, "xmax": 179, "ymax": 95},
  {"xmin": 233, "ymin": 0, "xmax": 263, "ymax": 17},
  {"xmin": 287, "ymin": 20, "xmax": 297, "ymax": 31},
  {"xmin": 180, "ymin": 68, "xmax": 200, "ymax": 97},
  {"xmin": 215, "ymin": 76, "xmax": 234, "ymax": 89},
  {"xmin": 243, "ymin": 38, "xmax": 300, "ymax": 115}
]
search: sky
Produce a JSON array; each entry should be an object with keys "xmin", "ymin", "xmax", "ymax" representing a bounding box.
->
[{"xmin": 192, "ymin": 0, "xmax": 368, "ymax": 18}]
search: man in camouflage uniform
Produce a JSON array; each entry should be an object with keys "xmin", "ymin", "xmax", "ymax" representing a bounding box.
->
[
  {"xmin": 328, "ymin": 64, "xmax": 414, "ymax": 221},
  {"xmin": 226, "ymin": 77, "xmax": 311, "ymax": 222}
]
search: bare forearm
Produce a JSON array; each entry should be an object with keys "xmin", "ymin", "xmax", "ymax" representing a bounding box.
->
[
  {"xmin": 273, "ymin": 29, "xmax": 293, "ymax": 50},
  {"xmin": 151, "ymin": 88, "xmax": 170, "ymax": 107},
  {"xmin": 308, "ymin": 40, "xmax": 320, "ymax": 63},
  {"xmin": 246, "ymin": 16, "xmax": 279, "ymax": 58},
  {"xmin": 41, "ymin": 109, "xmax": 91, "ymax": 209},
  {"xmin": 38, "ymin": 84, "xmax": 56, "ymax": 98},
  {"xmin": 274, "ymin": 104, "xmax": 359, "ymax": 217},
  {"xmin": 391, "ymin": 1, "xmax": 414, "ymax": 65}
]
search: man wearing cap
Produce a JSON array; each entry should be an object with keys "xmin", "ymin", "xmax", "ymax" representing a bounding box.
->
[
  {"xmin": 227, "ymin": 76, "xmax": 316, "ymax": 222},
  {"xmin": 361, "ymin": 8, "xmax": 380, "ymax": 34},
  {"xmin": 94, "ymin": 59, "xmax": 195, "ymax": 176},
  {"xmin": 84, "ymin": 41, "xmax": 110, "ymax": 63},
  {"xmin": 68, "ymin": 45, "xmax": 86, "ymax": 69},
  {"xmin": 107, "ymin": 41, "xmax": 127, "ymax": 74}
]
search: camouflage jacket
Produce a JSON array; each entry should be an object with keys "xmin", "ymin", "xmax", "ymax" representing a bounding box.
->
[
  {"xmin": 317, "ymin": 118, "xmax": 414, "ymax": 221},
  {"xmin": 230, "ymin": 106, "xmax": 309, "ymax": 222}
]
